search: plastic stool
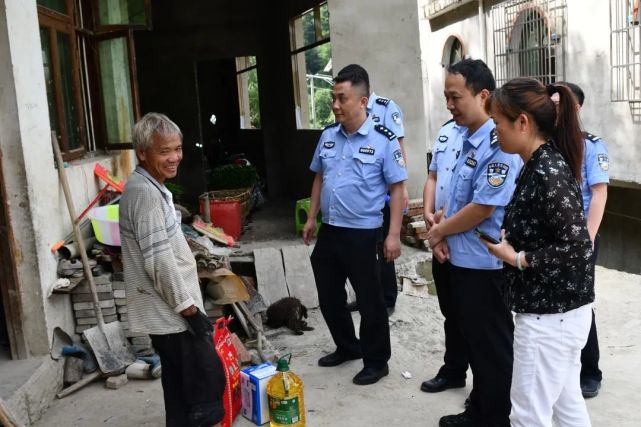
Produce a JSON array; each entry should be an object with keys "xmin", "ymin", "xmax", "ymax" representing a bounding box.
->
[{"xmin": 295, "ymin": 197, "xmax": 321, "ymax": 235}]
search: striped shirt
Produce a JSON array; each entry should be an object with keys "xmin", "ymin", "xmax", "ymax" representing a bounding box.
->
[{"xmin": 119, "ymin": 166, "xmax": 204, "ymax": 335}]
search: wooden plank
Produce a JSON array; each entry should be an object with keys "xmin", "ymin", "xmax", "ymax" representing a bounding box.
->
[
  {"xmin": 281, "ymin": 245, "xmax": 319, "ymax": 308},
  {"xmin": 407, "ymin": 198, "xmax": 424, "ymax": 209},
  {"xmin": 253, "ymin": 247, "xmax": 289, "ymax": 306}
]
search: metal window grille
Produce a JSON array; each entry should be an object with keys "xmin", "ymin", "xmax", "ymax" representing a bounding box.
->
[
  {"xmin": 610, "ymin": 0, "xmax": 641, "ymax": 102},
  {"xmin": 491, "ymin": 0, "xmax": 566, "ymax": 86}
]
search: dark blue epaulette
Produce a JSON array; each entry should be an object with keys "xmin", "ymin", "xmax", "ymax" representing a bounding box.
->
[
  {"xmin": 375, "ymin": 97, "xmax": 390, "ymax": 106},
  {"xmin": 374, "ymin": 124, "xmax": 396, "ymax": 141},
  {"xmin": 323, "ymin": 122, "xmax": 340, "ymax": 130},
  {"xmin": 490, "ymin": 129, "xmax": 499, "ymax": 146},
  {"xmin": 441, "ymin": 118, "xmax": 455, "ymax": 127},
  {"xmin": 583, "ymin": 131, "xmax": 601, "ymax": 143}
]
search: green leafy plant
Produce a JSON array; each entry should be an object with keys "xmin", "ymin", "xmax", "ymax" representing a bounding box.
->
[
  {"xmin": 208, "ymin": 164, "xmax": 259, "ymax": 190},
  {"xmin": 165, "ymin": 181, "xmax": 184, "ymax": 201}
]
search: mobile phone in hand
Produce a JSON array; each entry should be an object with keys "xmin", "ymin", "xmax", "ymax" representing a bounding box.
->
[{"xmin": 475, "ymin": 228, "xmax": 500, "ymax": 244}]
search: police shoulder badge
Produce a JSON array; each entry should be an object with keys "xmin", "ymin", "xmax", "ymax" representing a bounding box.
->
[
  {"xmin": 584, "ymin": 132, "xmax": 601, "ymax": 143},
  {"xmin": 375, "ymin": 97, "xmax": 390, "ymax": 106},
  {"xmin": 392, "ymin": 112, "xmax": 402, "ymax": 125},
  {"xmin": 597, "ymin": 153, "xmax": 609, "ymax": 171},
  {"xmin": 323, "ymin": 141, "xmax": 335, "ymax": 149},
  {"xmin": 374, "ymin": 124, "xmax": 396, "ymax": 141},
  {"xmin": 487, "ymin": 162, "xmax": 510, "ymax": 188},
  {"xmin": 490, "ymin": 129, "xmax": 499, "ymax": 146},
  {"xmin": 393, "ymin": 149, "xmax": 405, "ymax": 167}
]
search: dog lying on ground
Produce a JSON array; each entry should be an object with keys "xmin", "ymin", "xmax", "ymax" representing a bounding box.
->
[{"xmin": 265, "ymin": 297, "xmax": 314, "ymax": 335}]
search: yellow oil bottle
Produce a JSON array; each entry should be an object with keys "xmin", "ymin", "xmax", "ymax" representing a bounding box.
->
[{"xmin": 267, "ymin": 355, "xmax": 306, "ymax": 426}]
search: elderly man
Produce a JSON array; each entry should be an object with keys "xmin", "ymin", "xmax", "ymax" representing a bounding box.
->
[{"xmin": 120, "ymin": 112, "xmax": 225, "ymax": 427}]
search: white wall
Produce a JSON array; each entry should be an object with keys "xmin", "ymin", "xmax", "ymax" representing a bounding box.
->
[
  {"xmin": 328, "ymin": 0, "xmax": 429, "ymax": 197},
  {"xmin": 566, "ymin": 0, "xmax": 641, "ymax": 186},
  {"xmin": 0, "ymin": 0, "xmax": 134, "ymax": 357}
]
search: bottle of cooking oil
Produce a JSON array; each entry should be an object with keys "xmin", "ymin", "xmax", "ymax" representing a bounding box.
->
[{"xmin": 267, "ymin": 354, "xmax": 306, "ymax": 426}]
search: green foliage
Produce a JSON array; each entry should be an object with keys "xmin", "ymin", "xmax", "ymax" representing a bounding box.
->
[
  {"xmin": 165, "ymin": 181, "xmax": 184, "ymax": 201},
  {"xmin": 248, "ymin": 68, "xmax": 261, "ymax": 128},
  {"xmin": 208, "ymin": 164, "xmax": 259, "ymax": 190},
  {"xmin": 313, "ymin": 88, "xmax": 334, "ymax": 127}
]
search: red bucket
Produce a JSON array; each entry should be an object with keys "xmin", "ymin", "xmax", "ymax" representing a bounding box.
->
[{"xmin": 199, "ymin": 199, "xmax": 242, "ymax": 240}]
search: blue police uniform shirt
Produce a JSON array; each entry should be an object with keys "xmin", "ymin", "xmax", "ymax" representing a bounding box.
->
[
  {"xmin": 581, "ymin": 133, "xmax": 610, "ymax": 217},
  {"xmin": 445, "ymin": 119, "xmax": 522, "ymax": 270},
  {"xmin": 309, "ymin": 115, "xmax": 408, "ymax": 229},
  {"xmin": 367, "ymin": 93, "xmax": 405, "ymax": 139},
  {"xmin": 429, "ymin": 119, "xmax": 467, "ymax": 212}
]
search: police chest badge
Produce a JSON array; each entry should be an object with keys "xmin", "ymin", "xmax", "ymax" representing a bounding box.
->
[
  {"xmin": 393, "ymin": 149, "xmax": 405, "ymax": 167},
  {"xmin": 487, "ymin": 162, "xmax": 510, "ymax": 188},
  {"xmin": 324, "ymin": 141, "xmax": 335, "ymax": 149},
  {"xmin": 438, "ymin": 135, "xmax": 448, "ymax": 142},
  {"xmin": 597, "ymin": 153, "xmax": 609, "ymax": 171},
  {"xmin": 392, "ymin": 112, "xmax": 402, "ymax": 125},
  {"xmin": 359, "ymin": 146, "xmax": 375, "ymax": 155}
]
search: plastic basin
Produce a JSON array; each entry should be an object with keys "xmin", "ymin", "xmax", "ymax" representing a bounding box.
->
[{"xmin": 88, "ymin": 205, "xmax": 121, "ymax": 246}]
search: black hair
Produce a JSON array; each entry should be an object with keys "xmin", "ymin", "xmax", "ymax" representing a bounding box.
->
[
  {"xmin": 557, "ymin": 81, "xmax": 585, "ymax": 107},
  {"xmin": 490, "ymin": 78, "xmax": 583, "ymax": 181},
  {"xmin": 334, "ymin": 64, "xmax": 370, "ymax": 97},
  {"xmin": 447, "ymin": 59, "xmax": 496, "ymax": 95}
]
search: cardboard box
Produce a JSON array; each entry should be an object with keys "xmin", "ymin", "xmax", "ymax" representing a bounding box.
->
[{"xmin": 241, "ymin": 362, "xmax": 277, "ymax": 425}]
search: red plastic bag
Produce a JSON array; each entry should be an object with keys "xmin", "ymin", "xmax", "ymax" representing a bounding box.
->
[{"xmin": 213, "ymin": 316, "xmax": 242, "ymax": 427}]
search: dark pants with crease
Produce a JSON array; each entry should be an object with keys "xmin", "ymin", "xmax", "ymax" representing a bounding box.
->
[
  {"xmin": 150, "ymin": 331, "xmax": 226, "ymax": 427},
  {"xmin": 433, "ymin": 258, "xmax": 469, "ymax": 380},
  {"xmin": 450, "ymin": 265, "xmax": 513, "ymax": 427},
  {"xmin": 581, "ymin": 234, "xmax": 603, "ymax": 382},
  {"xmin": 311, "ymin": 224, "xmax": 390, "ymax": 369},
  {"xmin": 381, "ymin": 204, "xmax": 398, "ymax": 308}
]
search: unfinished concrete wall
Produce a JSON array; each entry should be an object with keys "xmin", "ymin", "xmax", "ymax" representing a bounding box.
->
[{"xmin": 328, "ymin": 0, "xmax": 429, "ymax": 197}]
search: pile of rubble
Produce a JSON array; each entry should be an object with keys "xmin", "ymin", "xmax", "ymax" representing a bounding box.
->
[{"xmin": 401, "ymin": 199, "xmax": 429, "ymax": 250}]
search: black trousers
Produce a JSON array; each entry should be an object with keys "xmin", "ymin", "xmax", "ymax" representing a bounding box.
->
[
  {"xmin": 150, "ymin": 331, "xmax": 226, "ymax": 427},
  {"xmin": 581, "ymin": 234, "xmax": 602, "ymax": 382},
  {"xmin": 433, "ymin": 258, "xmax": 469, "ymax": 380},
  {"xmin": 450, "ymin": 266, "xmax": 513, "ymax": 427},
  {"xmin": 311, "ymin": 224, "xmax": 391, "ymax": 368},
  {"xmin": 381, "ymin": 204, "xmax": 398, "ymax": 308}
]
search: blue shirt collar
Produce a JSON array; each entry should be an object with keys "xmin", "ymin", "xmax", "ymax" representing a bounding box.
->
[
  {"xmin": 464, "ymin": 118, "xmax": 494, "ymax": 149},
  {"xmin": 339, "ymin": 114, "xmax": 373, "ymax": 139}
]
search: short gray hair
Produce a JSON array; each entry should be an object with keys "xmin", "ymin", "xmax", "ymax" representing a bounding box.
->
[{"xmin": 132, "ymin": 112, "xmax": 182, "ymax": 152}]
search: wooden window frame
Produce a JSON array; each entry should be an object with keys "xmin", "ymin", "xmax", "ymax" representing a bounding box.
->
[
  {"xmin": 39, "ymin": 4, "xmax": 88, "ymax": 160},
  {"xmin": 90, "ymin": 0, "xmax": 152, "ymax": 32}
]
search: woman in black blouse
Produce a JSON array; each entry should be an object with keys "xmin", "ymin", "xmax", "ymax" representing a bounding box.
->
[{"xmin": 483, "ymin": 78, "xmax": 594, "ymax": 427}]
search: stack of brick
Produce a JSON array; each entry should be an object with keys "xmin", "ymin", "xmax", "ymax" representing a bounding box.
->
[
  {"xmin": 71, "ymin": 274, "xmax": 117, "ymax": 335},
  {"xmin": 401, "ymin": 199, "xmax": 429, "ymax": 250},
  {"xmin": 71, "ymin": 271, "xmax": 155, "ymax": 356}
]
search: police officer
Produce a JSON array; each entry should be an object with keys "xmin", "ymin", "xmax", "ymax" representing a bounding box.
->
[
  {"xmin": 426, "ymin": 59, "xmax": 520, "ymax": 427},
  {"xmin": 302, "ymin": 64, "xmax": 407, "ymax": 386},
  {"xmin": 553, "ymin": 82, "xmax": 610, "ymax": 398},
  {"xmin": 339, "ymin": 64, "xmax": 409, "ymax": 315},
  {"xmin": 420, "ymin": 118, "xmax": 470, "ymax": 394}
]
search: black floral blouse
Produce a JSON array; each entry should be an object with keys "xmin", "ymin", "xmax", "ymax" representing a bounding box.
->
[{"xmin": 503, "ymin": 142, "xmax": 594, "ymax": 314}]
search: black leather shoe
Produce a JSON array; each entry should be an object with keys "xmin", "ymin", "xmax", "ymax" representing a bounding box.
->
[
  {"xmin": 581, "ymin": 378, "xmax": 601, "ymax": 398},
  {"xmin": 353, "ymin": 365, "xmax": 389, "ymax": 385},
  {"xmin": 420, "ymin": 376, "xmax": 466, "ymax": 393},
  {"xmin": 439, "ymin": 410, "xmax": 478, "ymax": 427},
  {"xmin": 318, "ymin": 351, "xmax": 361, "ymax": 367},
  {"xmin": 346, "ymin": 301, "xmax": 359, "ymax": 312}
]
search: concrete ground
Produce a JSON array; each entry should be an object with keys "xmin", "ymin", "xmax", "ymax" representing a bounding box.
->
[{"xmin": 32, "ymin": 199, "xmax": 641, "ymax": 426}]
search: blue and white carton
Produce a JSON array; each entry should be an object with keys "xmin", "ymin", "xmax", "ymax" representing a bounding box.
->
[{"xmin": 241, "ymin": 362, "xmax": 277, "ymax": 425}]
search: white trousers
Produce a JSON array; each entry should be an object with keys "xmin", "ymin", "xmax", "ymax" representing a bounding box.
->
[{"xmin": 510, "ymin": 304, "xmax": 593, "ymax": 427}]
